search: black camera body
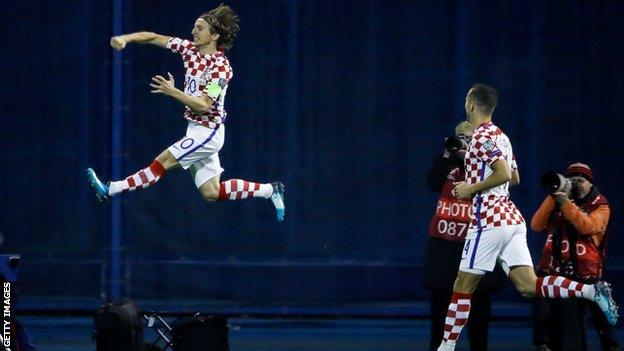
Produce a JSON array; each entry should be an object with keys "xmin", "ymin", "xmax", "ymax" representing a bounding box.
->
[{"xmin": 444, "ymin": 136, "xmax": 467, "ymax": 153}]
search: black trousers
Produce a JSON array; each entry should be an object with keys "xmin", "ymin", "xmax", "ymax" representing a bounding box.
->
[
  {"xmin": 533, "ymin": 298, "xmax": 619, "ymax": 351},
  {"xmin": 429, "ymin": 286, "xmax": 492, "ymax": 351}
]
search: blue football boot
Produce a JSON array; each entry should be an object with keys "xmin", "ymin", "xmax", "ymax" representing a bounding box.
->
[
  {"xmin": 594, "ymin": 281, "xmax": 619, "ymax": 325},
  {"xmin": 86, "ymin": 168, "xmax": 109, "ymax": 202},
  {"xmin": 270, "ymin": 182, "xmax": 285, "ymax": 221}
]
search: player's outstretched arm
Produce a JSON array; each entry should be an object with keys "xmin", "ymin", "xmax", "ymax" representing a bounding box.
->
[{"xmin": 110, "ymin": 32, "xmax": 170, "ymax": 51}]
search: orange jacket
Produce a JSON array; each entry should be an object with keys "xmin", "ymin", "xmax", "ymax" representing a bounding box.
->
[{"xmin": 530, "ymin": 196, "xmax": 610, "ymax": 247}]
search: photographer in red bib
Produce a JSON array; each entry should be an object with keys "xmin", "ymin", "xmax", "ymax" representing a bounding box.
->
[{"xmin": 532, "ymin": 163, "xmax": 619, "ymax": 351}]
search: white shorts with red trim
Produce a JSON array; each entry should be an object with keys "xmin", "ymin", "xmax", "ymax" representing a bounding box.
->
[
  {"xmin": 459, "ymin": 223, "xmax": 533, "ymax": 275},
  {"xmin": 168, "ymin": 122, "xmax": 225, "ymax": 188}
]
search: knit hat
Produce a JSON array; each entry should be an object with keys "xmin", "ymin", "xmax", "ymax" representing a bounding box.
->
[{"xmin": 566, "ymin": 162, "xmax": 593, "ymax": 182}]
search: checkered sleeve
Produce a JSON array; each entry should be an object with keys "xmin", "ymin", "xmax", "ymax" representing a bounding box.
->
[
  {"xmin": 201, "ymin": 57, "xmax": 232, "ymax": 98},
  {"xmin": 473, "ymin": 131, "xmax": 502, "ymax": 166},
  {"xmin": 166, "ymin": 37, "xmax": 193, "ymax": 56}
]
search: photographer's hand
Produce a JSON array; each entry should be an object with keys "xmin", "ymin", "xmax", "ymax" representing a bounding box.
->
[
  {"xmin": 442, "ymin": 138, "xmax": 453, "ymax": 158},
  {"xmin": 552, "ymin": 191, "xmax": 571, "ymax": 206}
]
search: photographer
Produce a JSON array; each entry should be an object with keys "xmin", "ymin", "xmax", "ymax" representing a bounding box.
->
[
  {"xmin": 532, "ymin": 163, "xmax": 618, "ymax": 351},
  {"xmin": 423, "ymin": 121, "xmax": 505, "ymax": 351}
]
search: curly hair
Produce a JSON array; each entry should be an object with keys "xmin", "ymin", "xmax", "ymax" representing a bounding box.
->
[{"xmin": 200, "ymin": 3, "xmax": 240, "ymax": 51}]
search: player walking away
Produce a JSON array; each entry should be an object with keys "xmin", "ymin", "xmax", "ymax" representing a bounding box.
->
[
  {"xmin": 86, "ymin": 4, "xmax": 285, "ymax": 221},
  {"xmin": 436, "ymin": 84, "xmax": 618, "ymax": 351}
]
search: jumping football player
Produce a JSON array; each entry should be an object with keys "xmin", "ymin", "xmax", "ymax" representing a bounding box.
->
[{"xmin": 87, "ymin": 4, "xmax": 285, "ymax": 221}]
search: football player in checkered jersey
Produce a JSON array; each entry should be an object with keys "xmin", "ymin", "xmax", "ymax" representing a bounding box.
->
[
  {"xmin": 86, "ymin": 4, "xmax": 285, "ymax": 221},
  {"xmin": 436, "ymin": 84, "xmax": 617, "ymax": 351}
]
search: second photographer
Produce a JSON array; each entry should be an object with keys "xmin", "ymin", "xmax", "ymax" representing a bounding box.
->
[{"xmin": 531, "ymin": 162, "xmax": 618, "ymax": 351}]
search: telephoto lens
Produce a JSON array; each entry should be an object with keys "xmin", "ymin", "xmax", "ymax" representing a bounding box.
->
[{"xmin": 540, "ymin": 172, "xmax": 572, "ymax": 194}]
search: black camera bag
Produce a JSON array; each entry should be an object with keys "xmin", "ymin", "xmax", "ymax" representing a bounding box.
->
[
  {"xmin": 172, "ymin": 314, "xmax": 229, "ymax": 351},
  {"xmin": 94, "ymin": 299, "xmax": 144, "ymax": 351}
]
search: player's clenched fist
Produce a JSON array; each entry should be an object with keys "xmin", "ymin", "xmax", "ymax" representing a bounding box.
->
[{"xmin": 110, "ymin": 36, "xmax": 127, "ymax": 51}]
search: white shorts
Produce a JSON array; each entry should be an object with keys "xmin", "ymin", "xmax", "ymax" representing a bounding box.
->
[
  {"xmin": 168, "ymin": 122, "xmax": 225, "ymax": 188},
  {"xmin": 459, "ymin": 223, "xmax": 533, "ymax": 275}
]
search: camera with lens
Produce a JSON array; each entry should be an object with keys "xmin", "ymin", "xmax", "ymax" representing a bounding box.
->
[
  {"xmin": 540, "ymin": 172, "xmax": 573, "ymax": 195},
  {"xmin": 444, "ymin": 136, "xmax": 467, "ymax": 153}
]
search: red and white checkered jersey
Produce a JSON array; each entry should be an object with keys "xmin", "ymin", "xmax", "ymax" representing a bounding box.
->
[
  {"xmin": 167, "ymin": 37, "xmax": 233, "ymax": 129},
  {"xmin": 464, "ymin": 122, "xmax": 525, "ymax": 229}
]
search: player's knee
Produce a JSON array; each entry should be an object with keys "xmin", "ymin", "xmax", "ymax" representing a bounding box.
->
[
  {"xmin": 509, "ymin": 266, "xmax": 537, "ymax": 298},
  {"xmin": 200, "ymin": 187, "xmax": 219, "ymax": 201},
  {"xmin": 155, "ymin": 150, "xmax": 179, "ymax": 170},
  {"xmin": 516, "ymin": 283, "xmax": 536, "ymax": 298},
  {"xmin": 199, "ymin": 180, "xmax": 220, "ymax": 201},
  {"xmin": 202, "ymin": 193, "xmax": 219, "ymax": 201}
]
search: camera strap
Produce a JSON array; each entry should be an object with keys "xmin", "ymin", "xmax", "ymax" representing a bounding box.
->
[{"xmin": 550, "ymin": 210, "xmax": 578, "ymax": 276}]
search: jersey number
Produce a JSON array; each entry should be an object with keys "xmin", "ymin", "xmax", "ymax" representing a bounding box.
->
[
  {"xmin": 463, "ymin": 239, "xmax": 471, "ymax": 256},
  {"xmin": 185, "ymin": 76, "xmax": 198, "ymax": 94}
]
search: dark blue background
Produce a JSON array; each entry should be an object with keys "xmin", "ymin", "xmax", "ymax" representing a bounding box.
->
[{"xmin": 1, "ymin": 0, "xmax": 622, "ymax": 313}]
